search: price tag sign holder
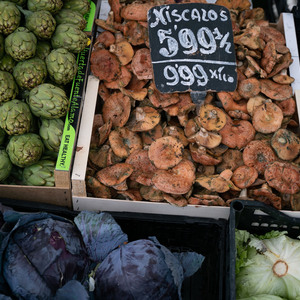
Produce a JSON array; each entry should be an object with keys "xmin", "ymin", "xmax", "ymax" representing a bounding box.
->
[{"xmin": 148, "ymin": 3, "xmax": 237, "ymax": 93}]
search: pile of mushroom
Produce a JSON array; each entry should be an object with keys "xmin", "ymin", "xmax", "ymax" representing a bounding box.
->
[{"xmin": 86, "ymin": 0, "xmax": 300, "ymax": 209}]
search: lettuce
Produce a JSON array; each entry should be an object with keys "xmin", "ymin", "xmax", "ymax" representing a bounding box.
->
[{"xmin": 235, "ymin": 229, "xmax": 300, "ymax": 299}]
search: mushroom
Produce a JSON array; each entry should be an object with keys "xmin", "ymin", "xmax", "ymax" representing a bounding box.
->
[
  {"xmin": 252, "ymin": 102, "xmax": 283, "ymax": 133},
  {"xmin": 197, "ymin": 165, "xmax": 215, "ymax": 176},
  {"xmin": 245, "ymin": 55, "xmax": 267, "ymax": 78},
  {"xmin": 188, "ymin": 194, "xmax": 226, "ymax": 206},
  {"xmin": 106, "ymin": 147, "xmax": 123, "ymax": 166},
  {"xmin": 109, "ymin": 41, "xmax": 134, "ymax": 66},
  {"xmin": 125, "ymin": 149, "xmax": 157, "ymax": 186},
  {"xmin": 234, "ymin": 26, "xmax": 264, "ymax": 50},
  {"xmin": 109, "ymin": 127, "xmax": 143, "ymax": 159},
  {"xmin": 271, "ymin": 129, "xmax": 300, "ymax": 161},
  {"xmin": 187, "ymin": 127, "xmax": 222, "ymax": 149},
  {"xmin": 237, "ymin": 77, "xmax": 261, "ymax": 99},
  {"xmin": 276, "ymin": 97, "xmax": 296, "ymax": 116},
  {"xmin": 98, "ymin": 82, "xmax": 111, "ymax": 101},
  {"xmin": 95, "ymin": 163, "xmax": 134, "ymax": 191},
  {"xmin": 216, "ymin": 149, "xmax": 244, "ymax": 173},
  {"xmin": 195, "ymin": 169, "xmax": 240, "ymax": 193},
  {"xmin": 131, "ymin": 48, "xmax": 153, "ymax": 80},
  {"xmin": 102, "ymin": 92, "xmax": 131, "ymax": 127},
  {"xmin": 289, "ymin": 191, "xmax": 300, "ymax": 211},
  {"xmin": 117, "ymin": 189, "xmax": 143, "ymax": 201},
  {"xmin": 88, "ymin": 145, "xmax": 110, "ymax": 169},
  {"xmin": 215, "ymin": 0, "xmax": 251, "ymax": 10},
  {"xmin": 126, "ymin": 106, "xmax": 161, "ymax": 132},
  {"xmin": 198, "ymin": 104, "xmax": 227, "ymax": 131},
  {"xmin": 272, "ymin": 74, "xmax": 295, "ymax": 85},
  {"xmin": 243, "ymin": 140, "xmax": 277, "ymax": 174},
  {"xmin": 260, "ymin": 41, "xmax": 277, "ymax": 74},
  {"xmin": 260, "ymin": 25, "xmax": 286, "ymax": 45},
  {"xmin": 206, "ymin": 143, "xmax": 228, "ymax": 157},
  {"xmin": 121, "ymin": 1, "xmax": 154, "ymax": 21},
  {"xmin": 163, "ymin": 194, "xmax": 188, "ymax": 207},
  {"xmin": 163, "ymin": 126, "xmax": 189, "ymax": 147},
  {"xmin": 104, "ymin": 66, "xmax": 132, "ymax": 89},
  {"xmin": 86, "ymin": 176, "xmax": 112, "ymax": 199},
  {"xmin": 94, "ymin": 30, "xmax": 116, "ymax": 49},
  {"xmin": 267, "ymin": 52, "xmax": 293, "ymax": 78},
  {"xmin": 90, "ymin": 48, "xmax": 121, "ymax": 82},
  {"xmin": 231, "ymin": 165, "xmax": 259, "ymax": 189},
  {"xmin": 219, "ymin": 119, "xmax": 256, "ymax": 149},
  {"xmin": 152, "ymin": 159, "xmax": 196, "ymax": 195},
  {"xmin": 139, "ymin": 185, "xmax": 164, "ymax": 202},
  {"xmin": 90, "ymin": 114, "xmax": 104, "ymax": 149},
  {"xmin": 217, "ymin": 92, "xmax": 248, "ymax": 113},
  {"xmin": 228, "ymin": 110, "xmax": 251, "ymax": 120},
  {"xmin": 141, "ymin": 123, "xmax": 163, "ymax": 145},
  {"xmin": 184, "ymin": 118, "xmax": 201, "ymax": 138},
  {"xmin": 246, "ymin": 95, "xmax": 267, "ymax": 116},
  {"xmin": 123, "ymin": 20, "xmax": 148, "ymax": 46},
  {"xmin": 148, "ymin": 136, "xmax": 184, "ymax": 170},
  {"xmin": 189, "ymin": 144, "xmax": 222, "ymax": 166},
  {"xmin": 120, "ymin": 86, "xmax": 147, "ymax": 101},
  {"xmin": 260, "ymin": 79, "xmax": 293, "ymax": 101}
]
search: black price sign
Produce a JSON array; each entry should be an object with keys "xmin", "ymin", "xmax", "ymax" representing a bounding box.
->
[{"xmin": 148, "ymin": 3, "xmax": 237, "ymax": 93}]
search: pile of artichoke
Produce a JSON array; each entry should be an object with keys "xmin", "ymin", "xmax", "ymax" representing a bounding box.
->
[{"xmin": 0, "ymin": 0, "xmax": 91, "ymax": 186}]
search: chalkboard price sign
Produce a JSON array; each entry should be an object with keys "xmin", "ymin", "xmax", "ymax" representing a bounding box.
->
[{"xmin": 148, "ymin": 3, "xmax": 237, "ymax": 93}]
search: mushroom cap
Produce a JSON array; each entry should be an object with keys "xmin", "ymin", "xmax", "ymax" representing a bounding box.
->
[
  {"xmin": 163, "ymin": 194, "xmax": 188, "ymax": 207},
  {"xmin": 109, "ymin": 40, "xmax": 134, "ymax": 66},
  {"xmin": 86, "ymin": 176, "xmax": 112, "ymax": 199},
  {"xmin": 102, "ymin": 92, "xmax": 131, "ymax": 127},
  {"xmin": 187, "ymin": 127, "xmax": 222, "ymax": 149},
  {"xmin": 163, "ymin": 126, "xmax": 189, "ymax": 147},
  {"xmin": 152, "ymin": 159, "xmax": 196, "ymax": 195},
  {"xmin": 126, "ymin": 149, "xmax": 157, "ymax": 186},
  {"xmin": 94, "ymin": 30, "xmax": 116, "ymax": 49},
  {"xmin": 237, "ymin": 77, "xmax": 261, "ymax": 99},
  {"xmin": 216, "ymin": 149, "xmax": 244, "ymax": 173},
  {"xmin": 126, "ymin": 106, "xmax": 161, "ymax": 132},
  {"xmin": 246, "ymin": 95, "xmax": 267, "ymax": 116},
  {"xmin": 272, "ymin": 74, "xmax": 295, "ymax": 85},
  {"xmin": 117, "ymin": 189, "xmax": 143, "ymax": 201},
  {"xmin": 252, "ymin": 102, "xmax": 283, "ymax": 133},
  {"xmin": 260, "ymin": 79, "xmax": 293, "ymax": 100},
  {"xmin": 98, "ymin": 119, "xmax": 112, "ymax": 146},
  {"xmin": 105, "ymin": 66, "xmax": 132, "ymax": 89},
  {"xmin": 139, "ymin": 185, "xmax": 164, "ymax": 202},
  {"xmin": 109, "ymin": 127, "xmax": 143, "ymax": 159},
  {"xmin": 96, "ymin": 163, "xmax": 134, "ymax": 187},
  {"xmin": 184, "ymin": 118, "xmax": 201, "ymax": 138},
  {"xmin": 276, "ymin": 97, "xmax": 296, "ymax": 116},
  {"xmin": 265, "ymin": 161, "xmax": 300, "ymax": 194},
  {"xmin": 189, "ymin": 144, "xmax": 222, "ymax": 166},
  {"xmin": 219, "ymin": 119, "xmax": 256, "ymax": 149},
  {"xmin": 271, "ymin": 129, "xmax": 300, "ymax": 161},
  {"xmin": 141, "ymin": 123, "xmax": 163, "ymax": 145},
  {"xmin": 89, "ymin": 145, "xmax": 110, "ymax": 169},
  {"xmin": 232, "ymin": 165, "xmax": 259, "ymax": 189},
  {"xmin": 198, "ymin": 104, "xmax": 227, "ymax": 131},
  {"xmin": 131, "ymin": 48, "xmax": 153, "ymax": 80},
  {"xmin": 267, "ymin": 52, "xmax": 293, "ymax": 78},
  {"xmin": 148, "ymin": 136, "xmax": 184, "ymax": 170},
  {"xmin": 243, "ymin": 140, "xmax": 277, "ymax": 174}
]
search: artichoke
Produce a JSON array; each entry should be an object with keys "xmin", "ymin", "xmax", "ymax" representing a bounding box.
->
[
  {"xmin": 6, "ymin": 0, "xmax": 27, "ymax": 5},
  {"xmin": 0, "ymin": 128, "xmax": 6, "ymax": 145},
  {"xmin": 51, "ymin": 24, "xmax": 89, "ymax": 54},
  {"xmin": 0, "ymin": 71, "xmax": 19, "ymax": 103},
  {"xmin": 46, "ymin": 48, "xmax": 78, "ymax": 85},
  {"xmin": 35, "ymin": 41, "xmax": 52, "ymax": 60},
  {"xmin": 0, "ymin": 34, "xmax": 4, "ymax": 60},
  {"xmin": 62, "ymin": 0, "xmax": 90, "ymax": 16},
  {"xmin": 54, "ymin": 9, "xmax": 87, "ymax": 31},
  {"xmin": 0, "ymin": 1, "xmax": 21, "ymax": 35},
  {"xmin": 23, "ymin": 159, "xmax": 55, "ymax": 186},
  {"xmin": 0, "ymin": 54, "xmax": 17, "ymax": 73},
  {"xmin": 6, "ymin": 133, "xmax": 44, "ymax": 167},
  {"xmin": 25, "ymin": 10, "xmax": 56, "ymax": 40},
  {"xmin": 27, "ymin": 0, "xmax": 63, "ymax": 14},
  {"xmin": 39, "ymin": 118, "xmax": 64, "ymax": 152},
  {"xmin": 13, "ymin": 57, "xmax": 47, "ymax": 90},
  {"xmin": 5, "ymin": 27, "xmax": 37, "ymax": 62},
  {"xmin": 28, "ymin": 83, "xmax": 69, "ymax": 119},
  {"xmin": 0, "ymin": 99, "xmax": 33, "ymax": 135},
  {"xmin": 0, "ymin": 150, "xmax": 12, "ymax": 182}
]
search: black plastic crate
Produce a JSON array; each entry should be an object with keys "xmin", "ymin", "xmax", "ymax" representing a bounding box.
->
[
  {"xmin": 0, "ymin": 198, "xmax": 226, "ymax": 300},
  {"xmin": 226, "ymin": 200, "xmax": 300, "ymax": 300}
]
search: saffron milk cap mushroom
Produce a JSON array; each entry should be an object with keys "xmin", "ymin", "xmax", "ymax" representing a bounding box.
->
[{"xmin": 198, "ymin": 104, "xmax": 227, "ymax": 131}]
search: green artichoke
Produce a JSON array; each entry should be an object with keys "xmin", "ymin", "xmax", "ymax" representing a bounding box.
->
[
  {"xmin": 51, "ymin": 23, "xmax": 89, "ymax": 54},
  {"xmin": 54, "ymin": 9, "xmax": 87, "ymax": 31},
  {"xmin": 25, "ymin": 10, "xmax": 56, "ymax": 40},
  {"xmin": 5, "ymin": 27, "xmax": 37, "ymax": 61},
  {"xmin": 6, "ymin": 133, "xmax": 44, "ymax": 167},
  {"xmin": 6, "ymin": 0, "xmax": 27, "ymax": 5},
  {"xmin": 62, "ymin": 0, "xmax": 90, "ymax": 16},
  {"xmin": 0, "ymin": 128, "xmax": 6, "ymax": 145},
  {"xmin": 0, "ymin": 54, "xmax": 17, "ymax": 73},
  {"xmin": 0, "ymin": 149, "xmax": 12, "ymax": 182},
  {"xmin": 0, "ymin": 1, "xmax": 21, "ymax": 35},
  {"xmin": 13, "ymin": 57, "xmax": 47, "ymax": 90},
  {"xmin": 45, "ymin": 48, "xmax": 78, "ymax": 85},
  {"xmin": 28, "ymin": 83, "xmax": 69, "ymax": 119},
  {"xmin": 0, "ymin": 34, "xmax": 4, "ymax": 60},
  {"xmin": 23, "ymin": 159, "xmax": 55, "ymax": 186},
  {"xmin": 39, "ymin": 118, "xmax": 64, "ymax": 152},
  {"xmin": 35, "ymin": 40, "xmax": 52, "ymax": 60},
  {"xmin": 0, "ymin": 70, "xmax": 19, "ymax": 103},
  {"xmin": 0, "ymin": 99, "xmax": 33, "ymax": 135},
  {"xmin": 27, "ymin": 0, "xmax": 63, "ymax": 14}
]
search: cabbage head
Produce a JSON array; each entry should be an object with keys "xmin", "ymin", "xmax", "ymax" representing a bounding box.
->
[
  {"xmin": 236, "ymin": 229, "xmax": 300, "ymax": 300},
  {"xmin": 92, "ymin": 236, "xmax": 204, "ymax": 300},
  {"xmin": 0, "ymin": 212, "xmax": 90, "ymax": 300}
]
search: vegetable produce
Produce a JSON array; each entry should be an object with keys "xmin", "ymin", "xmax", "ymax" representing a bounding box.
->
[
  {"xmin": 22, "ymin": 159, "xmax": 55, "ymax": 186},
  {"xmin": 62, "ymin": 0, "xmax": 90, "ymax": 16},
  {"xmin": 0, "ymin": 212, "xmax": 90, "ymax": 299},
  {"xmin": 235, "ymin": 229, "xmax": 300, "ymax": 299},
  {"xmin": 54, "ymin": 9, "xmax": 87, "ymax": 31},
  {"xmin": 0, "ymin": 71, "xmax": 18, "ymax": 103},
  {"xmin": 4, "ymin": 27, "xmax": 37, "ymax": 61},
  {"xmin": 0, "ymin": 1, "xmax": 21, "ymax": 35},
  {"xmin": 13, "ymin": 57, "xmax": 47, "ymax": 90},
  {"xmin": 27, "ymin": 0, "xmax": 63, "ymax": 14},
  {"xmin": 28, "ymin": 83, "xmax": 69, "ymax": 119},
  {"xmin": 0, "ymin": 35, "xmax": 4, "ymax": 60},
  {"xmin": 6, "ymin": 133, "xmax": 44, "ymax": 167},
  {"xmin": 0, "ymin": 54, "xmax": 17, "ymax": 73},
  {"xmin": 0, "ymin": 99, "xmax": 33, "ymax": 136},
  {"xmin": 0, "ymin": 150, "xmax": 12, "ymax": 182}
]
